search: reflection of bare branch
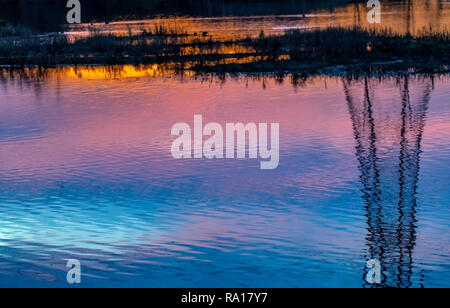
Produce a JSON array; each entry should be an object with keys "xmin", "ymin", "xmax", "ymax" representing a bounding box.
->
[{"xmin": 343, "ymin": 75, "xmax": 432, "ymax": 288}]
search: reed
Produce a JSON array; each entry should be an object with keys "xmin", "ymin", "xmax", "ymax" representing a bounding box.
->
[{"xmin": 0, "ymin": 23, "xmax": 448, "ymax": 75}]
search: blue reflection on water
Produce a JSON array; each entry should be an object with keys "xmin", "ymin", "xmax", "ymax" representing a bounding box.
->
[{"xmin": 0, "ymin": 69, "xmax": 449, "ymax": 287}]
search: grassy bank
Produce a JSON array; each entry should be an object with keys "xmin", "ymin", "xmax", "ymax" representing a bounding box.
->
[
  {"xmin": 202, "ymin": 27, "xmax": 450, "ymax": 75},
  {"xmin": 0, "ymin": 23, "xmax": 449, "ymax": 75}
]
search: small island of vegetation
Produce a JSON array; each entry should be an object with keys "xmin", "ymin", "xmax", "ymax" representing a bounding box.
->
[{"xmin": 0, "ymin": 20, "xmax": 449, "ymax": 76}]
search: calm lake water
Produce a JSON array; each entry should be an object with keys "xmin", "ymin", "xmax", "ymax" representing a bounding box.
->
[
  {"xmin": 0, "ymin": 67, "xmax": 449, "ymax": 287},
  {"xmin": 64, "ymin": 0, "xmax": 450, "ymax": 40},
  {"xmin": 1, "ymin": 0, "xmax": 449, "ymax": 288},
  {"xmin": 2, "ymin": 0, "xmax": 449, "ymax": 36}
]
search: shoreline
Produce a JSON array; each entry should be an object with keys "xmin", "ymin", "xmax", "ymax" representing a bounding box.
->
[{"xmin": 0, "ymin": 61, "xmax": 448, "ymax": 79}]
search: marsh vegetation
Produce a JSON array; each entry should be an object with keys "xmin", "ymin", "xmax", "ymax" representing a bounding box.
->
[{"xmin": 0, "ymin": 21, "xmax": 449, "ymax": 75}]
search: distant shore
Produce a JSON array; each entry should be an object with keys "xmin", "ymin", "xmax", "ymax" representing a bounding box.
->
[{"xmin": 0, "ymin": 23, "xmax": 449, "ymax": 76}]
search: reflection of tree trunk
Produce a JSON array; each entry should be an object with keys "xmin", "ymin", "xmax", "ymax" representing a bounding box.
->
[
  {"xmin": 353, "ymin": 0, "xmax": 361, "ymax": 27},
  {"xmin": 343, "ymin": 76, "xmax": 432, "ymax": 288},
  {"xmin": 406, "ymin": 0, "xmax": 415, "ymax": 35}
]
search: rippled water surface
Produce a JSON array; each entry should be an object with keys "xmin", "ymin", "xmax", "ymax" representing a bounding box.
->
[{"xmin": 0, "ymin": 67, "xmax": 449, "ymax": 287}]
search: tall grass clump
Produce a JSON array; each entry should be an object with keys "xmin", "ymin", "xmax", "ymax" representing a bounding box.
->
[{"xmin": 276, "ymin": 27, "xmax": 450, "ymax": 64}]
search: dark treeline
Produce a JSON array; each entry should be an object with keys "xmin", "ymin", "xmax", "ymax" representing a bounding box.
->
[{"xmin": 0, "ymin": 0, "xmax": 354, "ymax": 33}]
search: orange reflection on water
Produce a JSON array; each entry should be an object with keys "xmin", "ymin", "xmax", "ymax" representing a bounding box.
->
[
  {"xmin": 65, "ymin": 0, "xmax": 450, "ymax": 42},
  {"xmin": 66, "ymin": 64, "xmax": 193, "ymax": 79},
  {"xmin": 0, "ymin": 64, "xmax": 196, "ymax": 81},
  {"xmin": 328, "ymin": 0, "xmax": 449, "ymax": 34}
]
